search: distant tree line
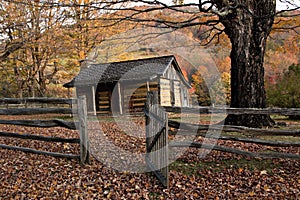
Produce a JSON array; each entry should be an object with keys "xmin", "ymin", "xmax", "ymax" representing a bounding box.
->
[{"xmin": 267, "ymin": 63, "xmax": 300, "ymax": 113}]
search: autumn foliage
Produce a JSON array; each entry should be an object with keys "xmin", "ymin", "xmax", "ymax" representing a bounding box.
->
[
  {"xmin": 0, "ymin": 1, "xmax": 298, "ymax": 103},
  {"xmin": 267, "ymin": 63, "xmax": 300, "ymax": 110}
]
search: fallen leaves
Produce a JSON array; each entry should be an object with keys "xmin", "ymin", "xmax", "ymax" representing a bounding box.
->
[
  {"xmin": 260, "ymin": 170, "xmax": 268, "ymax": 175},
  {"xmin": 0, "ymin": 115, "xmax": 299, "ymax": 199}
]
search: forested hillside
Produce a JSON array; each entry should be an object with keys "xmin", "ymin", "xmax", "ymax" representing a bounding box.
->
[{"xmin": 0, "ymin": 1, "xmax": 299, "ymax": 108}]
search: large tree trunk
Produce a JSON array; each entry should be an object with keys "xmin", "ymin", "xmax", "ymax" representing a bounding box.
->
[{"xmin": 218, "ymin": 1, "xmax": 276, "ymax": 127}]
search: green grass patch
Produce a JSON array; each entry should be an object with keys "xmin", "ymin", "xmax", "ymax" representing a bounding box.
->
[
  {"xmin": 169, "ymin": 113, "xmax": 226, "ymax": 124},
  {"xmin": 271, "ymin": 114, "xmax": 300, "ymax": 121},
  {"xmin": 93, "ymin": 115, "xmax": 145, "ymax": 123},
  {"xmin": 170, "ymin": 158, "xmax": 282, "ymax": 175},
  {"xmin": 258, "ymin": 135, "xmax": 300, "ymax": 143},
  {"xmin": 55, "ymin": 115, "xmax": 74, "ymax": 121},
  {"xmin": 220, "ymin": 131, "xmax": 249, "ymax": 138},
  {"xmin": 220, "ymin": 131, "xmax": 300, "ymax": 143}
]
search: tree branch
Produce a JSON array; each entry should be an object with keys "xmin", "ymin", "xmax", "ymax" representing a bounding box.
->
[{"xmin": 0, "ymin": 42, "xmax": 23, "ymax": 61}]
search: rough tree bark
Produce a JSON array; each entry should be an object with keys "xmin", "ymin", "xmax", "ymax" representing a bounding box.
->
[{"xmin": 213, "ymin": 0, "xmax": 277, "ymax": 127}]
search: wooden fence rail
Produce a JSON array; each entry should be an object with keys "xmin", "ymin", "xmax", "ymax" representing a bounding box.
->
[
  {"xmin": 0, "ymin": 108, "xmax": 74, "ymax": 115},
  {"xmin": 164, "ymin": 106, "xmax": 300, "ymax": 116},
  {"xmin": 0, "ymin": 96, "xmax": 89, "ymax": 164},
  {"xmin": 0, "ymin": 97, "xmax": 76, "ymax": 105},
  {"xmin": 146, "ymin": 92, "xmax": 300, "ymax": 188},
  {"xmin": 0, "ymin": 131, "xmax": 79, "ymax": 143},
  {"xmin": 168, "ymin": 121, "xmax": 300, "ymax": 137},
  {"xmin": 0, "ymin": 144, "xmax": 79, "ymax": 159},
  {"xmin": 168, "ymin": 129, "xmax": 300, "ymax": 147},
  {"xmin": 0, "ymin": 119, "xmax": 77, "ymax": 129},
  {"xmin": 169, "ymin": 142, "xmax": 300, "ymax": 160}
]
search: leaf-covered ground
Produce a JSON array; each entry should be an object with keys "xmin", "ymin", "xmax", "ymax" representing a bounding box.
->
[{"xmin": 0, "ymin": 115, "xmax": 299, "ymax": 199}]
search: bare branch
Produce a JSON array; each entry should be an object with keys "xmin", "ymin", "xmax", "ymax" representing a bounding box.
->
[
  {"xmin": 0, "ymin": 42, "xmax": 23, "ymax": 61},
  {"xmin": 276, "ymin": 7, "xmax": 300, "ymax": 15}
]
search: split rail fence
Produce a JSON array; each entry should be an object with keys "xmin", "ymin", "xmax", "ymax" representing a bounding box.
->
[
  {"xmin": 0, "ymin": 96, "xmax": 90, "ymax": 164},
  {"xmin": 145, "ymin": 92, "xmax": 300, "ymax": 188}
]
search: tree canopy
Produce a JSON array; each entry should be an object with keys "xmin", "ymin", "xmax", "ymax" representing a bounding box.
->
[{"xmin": 0, "ymin": 0, "xmax": 299, "ymax": 127}]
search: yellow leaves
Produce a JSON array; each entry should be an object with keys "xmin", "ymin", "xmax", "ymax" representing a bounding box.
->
[
  {"xmin": 263, "ymin": 184, "xmax": 271, "ymax": 192},
  {"xmin": 63, "ymin": 143, "xmax": 69, "ymax": 149},
  {"xmin": 1, "ymin": 115, "xmax": 300, "ymax": 198},
  {"xmin": 275, "ymin": 185, "xmax": 281, "ymax": 191},
  {"xmin": 79, "ymin": 51, "xmax": 86, "ymax": 60},
  {"xmin": 260, "ymin": 170, "xmax": 268, "ymax": 175},
  {"xmin": 52, "ymin": 180, "xmax": 58, "ymax": 185},
  {"xmin": 238, "ymin": 167, "xmax": 243, "ymax": 173},
  {"xmin": 49, "ymin": 186, "xmax": 55, "ymax": 193},
  {"xmin": 216, "ymin": 56, "xmax": 231, "ymax": 73},
  {"xmin": 129, "ymin": 178, "xmax": 135, "ymax": 184},
  {"xmin": 13, "ymin": 184, "xmax": 19, "ymax": 190},
  {"xmin": 193, "ymin": 192, "xmax": 199, "ymax": 198},
  {"xmin": 277, "ymin": 177, "xmax": 285, "ymax": 183},
  {"xmin": 248, "ymin": 191, "xmax": 255, "ymax": 197}
]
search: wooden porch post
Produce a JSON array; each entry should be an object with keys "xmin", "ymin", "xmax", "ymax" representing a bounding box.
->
[
  {"xmin": 91, "ymin": 85, "xmax": 97, "ymax": 116},
  {"xmin": 147, "ymin": 81, "xmax": 150, "ymax": 92},
  {"xmin": 117, "ymin": 82, "xmax": 123, "ymax": 115}
]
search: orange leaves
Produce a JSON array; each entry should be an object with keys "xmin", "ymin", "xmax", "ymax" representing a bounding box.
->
[
  {"xmin": 238, "ymin": 167, "xmax": 244, "ymax": 173},
  {"xmin": 0, "ymin": 116, "xmax": 300, "ymax": 198},
  {"xmin": 215, "ymin": 56, "xmax": 231, "ymax": 73},
  {"xmin": 248, "ymin": 190, "xmax": 255, "ymax": 197}
]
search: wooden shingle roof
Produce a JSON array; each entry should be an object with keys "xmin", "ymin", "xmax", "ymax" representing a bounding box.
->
[{"xmin": 64, "ymin": 55, "xmax": 189, "ymax": 87}]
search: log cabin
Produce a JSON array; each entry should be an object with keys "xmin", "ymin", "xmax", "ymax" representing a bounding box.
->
[{"xmin": 63, "ymin": 55, "xmax": 191, "ymax": 115}]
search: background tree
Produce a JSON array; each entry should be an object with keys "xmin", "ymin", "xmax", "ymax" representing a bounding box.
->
[
  {"xmin": 0, "ymin": 0, "xmax": 298, "ymax": 127},
  {"xmin": 191, "ymin": 67, "xmax": 211, "ymax": 106},
  {"xmin": 265, "ymin": 10, "xmax": 300, "ymax": 77},
  {"xmin": 266, "ymin": 63, "xmax": 300, "ymax": 118},
  {"xmin": 211, "ymin": 0, "xmax": 277, "ymax": 127},
  {"xmin": 210, "ymin": 72, "xmax": 231, "ymax": 105},
  {"xmin": 90, "ymin": 0, "xmax": 299, "ymax": 127},
  {"xmin": 0, "ymin": 0, "xmax": 70, "ymax": 97},
  {"xmin": 0, "ymin": 0, "xmax": 139, "ymax": 97}
]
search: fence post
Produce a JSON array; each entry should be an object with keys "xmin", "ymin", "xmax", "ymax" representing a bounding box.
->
[
  {"xmin": 145, "ymin": 92, "xmax": 153, "ymax": 154},
  {"xmin": 78, "ymin": 95, "xmax": 90, "ymax": 164},
  {"xmin": 145, "ymin": 91, "xmax": 169, "ymax": 188}
]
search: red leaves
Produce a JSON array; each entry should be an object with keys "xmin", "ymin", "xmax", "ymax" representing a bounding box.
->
[{"xmin": 0, "ymin": 116, "xmax": 299, "ymax": 198}]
